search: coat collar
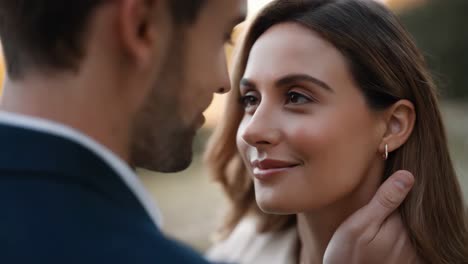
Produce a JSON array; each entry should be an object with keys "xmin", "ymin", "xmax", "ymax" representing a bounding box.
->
[{"xmin": 0, "ymin": 111, "xmax": 162, "ymax": 227}]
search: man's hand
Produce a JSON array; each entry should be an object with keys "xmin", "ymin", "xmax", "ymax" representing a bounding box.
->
[{"xmin": 324, "ymin": 170, "xmax": 422, "ymax": 264}]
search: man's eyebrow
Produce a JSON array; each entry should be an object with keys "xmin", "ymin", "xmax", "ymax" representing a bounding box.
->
[{"xmin": 275, "ymin": 73, "xmax": 334, "ymax": 93}]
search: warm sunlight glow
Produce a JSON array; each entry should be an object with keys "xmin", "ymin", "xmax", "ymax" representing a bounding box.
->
[{"xmin": 248, "ymin": 0, "xmax": 276, "ymax": 17}]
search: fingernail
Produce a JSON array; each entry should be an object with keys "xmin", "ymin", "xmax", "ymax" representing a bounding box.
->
[
  {"xmin": 394, "ymin": 179, "xmax": 408, "ymax": 190},
  {"xmin": 393, "ymin": 171, "xmax": 413, "ymax": 190}
]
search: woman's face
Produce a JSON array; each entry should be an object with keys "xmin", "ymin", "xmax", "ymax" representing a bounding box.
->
[{"xmin": 236, "ymin": 23, "xmax": 386, "ymax": 214}]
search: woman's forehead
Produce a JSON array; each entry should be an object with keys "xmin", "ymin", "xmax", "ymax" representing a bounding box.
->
[{"xmin": 243, "ymin": 23, "xmax": 348, "ymax": 86}]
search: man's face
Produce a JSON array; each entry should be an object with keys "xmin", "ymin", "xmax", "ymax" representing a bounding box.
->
[{"xmin": 131, "ymin": 0, "xmax": 246, "ymax": 172}]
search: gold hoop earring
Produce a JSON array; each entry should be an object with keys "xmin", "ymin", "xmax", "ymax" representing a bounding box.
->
[{"xmin": 383, "ymin": 144, "xmax": 388, "ymax": 160}]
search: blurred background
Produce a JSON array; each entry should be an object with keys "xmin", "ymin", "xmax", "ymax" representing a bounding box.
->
[{"xmin": 1, "ymin": 0, "xmax": 467, "ymax": 254}]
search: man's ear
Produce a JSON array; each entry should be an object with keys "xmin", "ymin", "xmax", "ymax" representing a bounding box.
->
[
  {"xmin": 379, "ymin": 100, "xmax": 416, "ymax": 155},
  {"xmin": 117, "ymin": 0, "xmax": 169, "ymax": 66}
]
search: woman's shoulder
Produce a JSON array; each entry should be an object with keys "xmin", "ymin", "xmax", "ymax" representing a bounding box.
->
[{"xmin": 206, "ymin": 215, "xmax": 298, "ymax": 264}]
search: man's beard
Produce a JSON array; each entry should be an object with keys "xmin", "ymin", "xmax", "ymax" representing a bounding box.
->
[{"xmin": 129, "ymin": 34, "xmax": 195, "ymax": 172}]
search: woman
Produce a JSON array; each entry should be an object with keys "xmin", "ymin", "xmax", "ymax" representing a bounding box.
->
[{"xmin": 204, "ymin": 0, "xmax": 468, "ymax": 263}]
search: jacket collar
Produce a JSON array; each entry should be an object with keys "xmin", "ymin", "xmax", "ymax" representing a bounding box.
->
[{"xmin": 0, "ymin": 111, "xmax": 162, "ymax": 227}]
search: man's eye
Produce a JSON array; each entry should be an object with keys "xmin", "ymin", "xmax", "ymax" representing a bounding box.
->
[{"xmin": 286, "ymin": 91, "xmax": 311, "ymax": 105}]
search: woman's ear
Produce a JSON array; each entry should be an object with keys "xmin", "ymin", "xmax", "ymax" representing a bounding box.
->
[{"xmin": 379, "ymin": 99, "xmax": 416, "ymax": 155}]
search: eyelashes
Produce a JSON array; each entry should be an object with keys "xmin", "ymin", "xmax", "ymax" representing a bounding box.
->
[
  {"xmin": 285, "ymin": 91, "xmax": 313, "ymax": 104},
  {"xmin": 239, "ymin": 94, "xmax": 258, "ymax": 107},
  {"xmin": 239, "ymin": 90, "xmax": 316, "ymax": 113}
]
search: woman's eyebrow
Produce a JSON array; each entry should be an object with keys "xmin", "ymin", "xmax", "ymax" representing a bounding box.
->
[
  {"xmin": 275, "ymin": 73, "xmax": 334, "ymax": 93},
  {"xmin": 239, "ymin": 78, "xmax": 256, "ymax": 91}
]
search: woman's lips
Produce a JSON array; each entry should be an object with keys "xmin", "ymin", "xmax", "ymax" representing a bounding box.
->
[{"xmin": 251, "ymin": 159, "xmax": 300, "ymax": 180}]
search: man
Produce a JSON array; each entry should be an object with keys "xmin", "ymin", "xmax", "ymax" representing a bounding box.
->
[{"xmin": 0, "ymin": 0, "xmax": 417, "ymax": 263}]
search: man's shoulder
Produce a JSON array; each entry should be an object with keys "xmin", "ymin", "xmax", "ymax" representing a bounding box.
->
[
  {"xmin": 0, "ymin": 122, "xmax": 212, "ymax": 263},
  {"xmin": 0, "ymin": 175, "xmax": 211, "ymax": 264}
]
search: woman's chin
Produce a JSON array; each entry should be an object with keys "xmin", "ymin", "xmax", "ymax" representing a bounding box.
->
[
  {"xmin": 255, "ymin": 192, "xmax": 334, "ymax": 215},
  {"xmin": 256, "ymin": 198, "xmax": 301, "ymax": 215}
]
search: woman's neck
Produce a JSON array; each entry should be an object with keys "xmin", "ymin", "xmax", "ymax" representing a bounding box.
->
[
  {"xmin": 297, "ymin": 199, "xmax": 363, "ymax": 263},
  {"xmin": 297, "ymin": 164, "xmax": 383, "ymax": 264}
]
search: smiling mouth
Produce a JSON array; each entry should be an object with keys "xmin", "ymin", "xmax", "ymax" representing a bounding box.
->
[
  {"xmin": 252, "ymin": 165, "xmax": 299, "ymax": 180},
  {"xmin": 250, "ymin": 159, "xmax": 300, "ymax": 180}
]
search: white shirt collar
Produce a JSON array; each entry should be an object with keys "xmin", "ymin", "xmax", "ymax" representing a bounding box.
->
[{"xmin": 0, "ymin": 111, "xmax": 163, "ymax": 228}]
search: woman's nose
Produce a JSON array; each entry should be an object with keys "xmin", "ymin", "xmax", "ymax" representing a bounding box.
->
[{"xmin": 240, "ymin": 106, "xmax": 281, "ymax": 148}]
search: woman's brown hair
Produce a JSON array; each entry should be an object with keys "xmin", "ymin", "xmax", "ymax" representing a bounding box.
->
[{"xmin": 205, "ymin": 0, "xmax": 468, "ymax": 262}]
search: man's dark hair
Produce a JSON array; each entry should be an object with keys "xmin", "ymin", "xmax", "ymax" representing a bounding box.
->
[
  {"xmin": 0, "ymin": 0, "xmax": 206, "ymax": 79},
  {"xmin": 170, "ymin": 0, "xmax": 207, "ymax": 25}
]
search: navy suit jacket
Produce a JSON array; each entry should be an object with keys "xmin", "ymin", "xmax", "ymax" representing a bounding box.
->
[{"xmin": 0, "ymin": 122, "xmax": 213, "ymax": 264}]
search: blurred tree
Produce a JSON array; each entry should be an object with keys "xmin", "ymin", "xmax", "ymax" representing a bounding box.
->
[{"xmin": 398, "ymin": 0, "xmax": 468, "ymax": 99}]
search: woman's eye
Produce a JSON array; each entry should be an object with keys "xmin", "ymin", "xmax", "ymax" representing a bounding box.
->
[
  {"xmin": 286, "ymin": 91, "xmax": 310, "ymax": 105},
  {"xmin": 239, "ymin": 95, "xmax": 259, "ymax": 109}
]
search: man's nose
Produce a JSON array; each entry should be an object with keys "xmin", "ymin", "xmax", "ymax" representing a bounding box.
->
[{"xmin": 216, "ymin": 48, "xmax": 231, "ymax": 94}]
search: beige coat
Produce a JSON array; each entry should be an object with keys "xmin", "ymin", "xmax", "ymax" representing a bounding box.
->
[{"xmin": 206, "ymin": 216, "xmax": 298, "ymax": 264}]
